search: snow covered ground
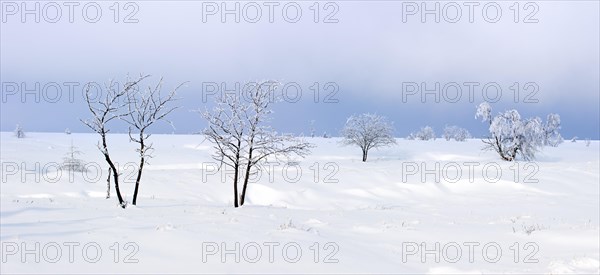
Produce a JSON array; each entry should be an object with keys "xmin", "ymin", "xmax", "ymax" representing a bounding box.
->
[{"xmin": 1, "ymin": 132, "xmax": 598, "ymax": 274}]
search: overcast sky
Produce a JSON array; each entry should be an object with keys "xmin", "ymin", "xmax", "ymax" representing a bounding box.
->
[{"xmin": 1, "ymin": 1, "xmax": 599, "ymax": 138}]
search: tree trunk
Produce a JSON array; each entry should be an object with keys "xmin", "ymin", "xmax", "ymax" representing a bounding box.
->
[
  {"xmin": 106, "ymin": 167, "xmax": 111, "ymax": 199},
  {"xmin": 132, "ymin": 157, "xmax": 144, "ymax": 205},
  {"xmin": 240, "ymin": 150, "xmax": 253, "ymax": 206},
  {"xmin": 241, "ymin": 119, "xmax": 259, "ymax": 206},
  {"xmin": 233, "ymin": 139, "xmax": 242, "ymax": 208},
  {"xmin": 132, "ymin": 133, "xmax": 145, "ymax": 206},
  {"xmin": 240, "ymin": 131, "xmax": 256, "ymax": 206},
  {"xmin": 233, "ymin": 163, "xmax": 239, "ymax": 208},
  {"xmin": 362, "ymin": 149, "xmax": 368, "ymax": 162},
  {"xmin": 494, "ymin": 136, "xmax": 514, "ymax": 162},
  {"xmin": 105, "ymin": 154, "xmax": 125, "ymax": 208},
  {"xmin": 510, "ymin": 147, "xmax": 518, "ymax": 161},
  {"xmin": 101, "ymin": 133, "xmax": 126, "ymax": 208}
]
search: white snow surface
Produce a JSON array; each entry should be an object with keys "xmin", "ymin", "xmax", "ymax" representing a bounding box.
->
[{"xmin": 1, "ymin": 132, "xmax": 599, "ymax": 274}]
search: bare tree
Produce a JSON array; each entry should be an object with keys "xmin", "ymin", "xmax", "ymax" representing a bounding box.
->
[
  {"xmin": 124, "ymin": 77, "xmax": 182, "ymax": 206},
  {"xmin": 342, "ymin": 113, "xmax": 396, "ymax": 162},
  {"xmin": 238, "ymin": 82, "xmax": 312, "ymax": 206},
  {"xmin": 202, "ymin": 92, "xmax": 247, "ymax": 207},
  {"xmin": 202, "ymin": 81, "xmax": 312, "ymax": 207},
  {"xmin": 81, "ymin": 76, "xmax": 148, "ymax": 208}
]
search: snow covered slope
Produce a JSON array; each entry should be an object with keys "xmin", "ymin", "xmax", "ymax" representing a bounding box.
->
[{"xmin": 1, "ymin": 132, "xmax": 598, "ymax": 274}]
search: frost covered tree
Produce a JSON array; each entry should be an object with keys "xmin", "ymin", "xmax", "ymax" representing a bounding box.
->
[
  {"xmin": 342, "ymin": 113, "xmax": 396, "ymax": 162},
  {"xmin": 476, "ymin": 102, "xmax": 545, "ymax": 161},
  {"xmin": 408, "ymin": 126, "xmax": 436, "ymax": 141},
  {"xmin": 515, "ymin": 116, "xmax": 545, "ymax": 161},
  {"xmin": 60, "ymin": 140, "xmax": 87, "ymax": 172},
  {"xmin": 202, "ymin": 81, "xmax": 312, "ymax": 207},
  {"xmin": 442, "ymin": 126, "xmax": 454, "ymax": 141},
  {"xmin": 124, "ymin": 77, "xmax": 182, "ymax": 206},
  {"xmin": 14, "ymin": 124, "xmax": 25, "ymax": 138},
  {"xmin": 543, "ymin": 113, "xmax": 563, "ymax": 147},
  {"xmin": 454, "ymin": 128, "xmax": 470, "ymax": 141},
  {"xmin": 442, "ymin": 125, "xmax": 471, "ymax": 141},
  {"xmin": 202, "ymin": 92, "xmax": 245, "ymax": 207},
  {"xmin": 81, "ymin": 76, "xmax": 147, "ymax": 208}
]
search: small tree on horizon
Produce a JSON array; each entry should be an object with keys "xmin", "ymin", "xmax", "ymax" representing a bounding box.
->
[
  {"xmin": 309, "ymin": 120, "xmax": 316, "ymax": 138},
  {"xmin": 342, "ymin": 113, "xmax": 396, "ymax": 162},
  {"xmin": 408, "ymin": 126, "xmax": 436, "ymax": 141},
  {"xmin": 442, "ymin": 125, "xmax": 471, "ymax": 141},
  {"xmin": 14, "ymin": 124, "xmax": 25, "ymax": 138}
]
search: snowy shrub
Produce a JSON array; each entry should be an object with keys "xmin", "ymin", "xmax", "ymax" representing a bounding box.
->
[
  {"xmin": 65, "ymin": 128, "xmax": 71, "ymax": 135},
  {"xmin": 342, "ymin": 113, "xmax": 396, "ymax": 162},
  {"xmin": 409, "ymin": 126, "xmax": 436, "ymax": 141},
  {"xmin": 442, "ymin": 125, "xmax": 471, "ymax": 141},
  {"xmin": 60, "ymin": 141, "xmax": 87, "ymax": 172},
  {"xmin": 476, "ymin": 102, "xmax": 546, "ymax": 161},
  {"xmin": 14, "ymin": 124, "xmax": 25, "ymax": 138}
]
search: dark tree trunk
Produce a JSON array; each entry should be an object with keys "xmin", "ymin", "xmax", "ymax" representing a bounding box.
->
[
  {"xmin": 362, "ymin": 149, "xmax": 368, "ymax": 162},
  {"xmin": 241, "ymin": 119, "xmax": 259, "ymax": 206},
  {"xmin": 106, "ymin": 167, "xmax": 111, "ymax": 199},
  {"xmin": 494, "ymin": 136, "xmax": 514, "ymax": 162},
  {"xmin": 101, "ymin": 133, "xmax": 126, "ymax": 208},
  {"xmin": 240, "ymin": 148, "xmax": 253, "ymax": 206},
  {"xmin": 105, "ymin": 153, "xmax": 125, "ymax": 208},
  {"xmin": 132, "ymin": 132, "xmax": 145, "ymax": 206},
  {"xmin": 240, "ymin": 130, "xmax": 258, "ymax": 206},
  {"xmin": 132, "ymin": 157, "xmax": 144, "ymax": 205},
  {"xmin": 233, "ymin": 163, "xmax": 239, "ymax": 208},
  {"xmin": 232, "ymin": 139, "xmax": 242, "ymax": 208},
  {"xmin": 510, "ymin": 147, "xmax": 518, "ymax": 161}
]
